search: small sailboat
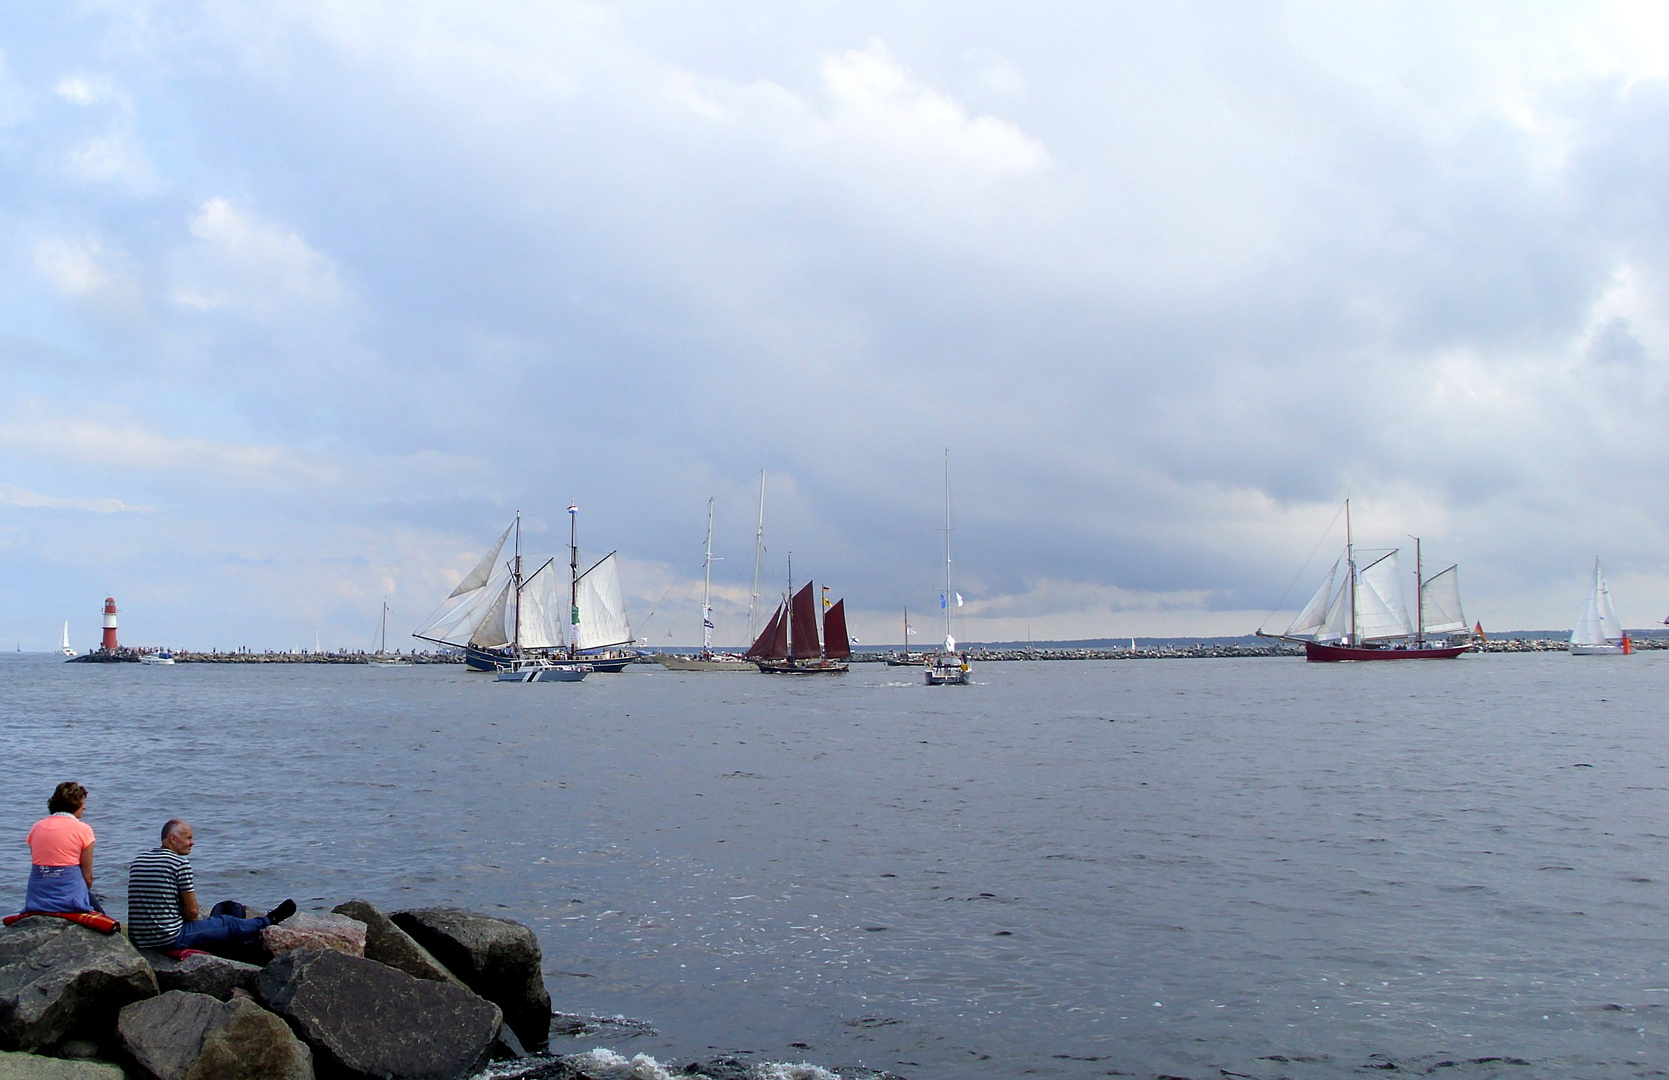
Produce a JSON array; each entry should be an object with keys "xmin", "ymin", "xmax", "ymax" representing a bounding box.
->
[
  {"xmin": 1257, "ymin": 500, "xmax": 1470, "ymax": 661},
  {"xmin": 371, "ymin": 602, "xmax": 410, "ymax": 666},
  {"xmin": 1570, "ymin": 558, "xmax": 1631, "ymax": 656},
  {"xmin": 886, "ymin": 607, "xmax": 925, "ymax": 666},
  {"xmin": 656, "ymin": 490, "xmax": 757, "ymax": 672},
  {"xmin": 746, "ymin": 556, "xmax": 850, "ymax": 674},
  {"xmin": 59, "ymin": 622, "xmax": 75, "ymax": 657},
  {"xmin": 926, "ymin": 451, "xmax": 970, "ymax": 685}
]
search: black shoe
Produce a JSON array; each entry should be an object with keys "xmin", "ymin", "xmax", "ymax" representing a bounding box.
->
[{"xmin": 265, "ymin": 899, "xmax": 297, "ymax": 924}]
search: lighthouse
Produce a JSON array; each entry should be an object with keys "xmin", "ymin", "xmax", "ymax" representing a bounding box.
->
[{"xmin": 101, "ymin": 597, "xmax": 118, "ymax": 651}]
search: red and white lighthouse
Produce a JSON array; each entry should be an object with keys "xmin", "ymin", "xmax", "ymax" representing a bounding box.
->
[{"xmin": 101, "ymin": 597, "xmax": 118, "ymax": 651}]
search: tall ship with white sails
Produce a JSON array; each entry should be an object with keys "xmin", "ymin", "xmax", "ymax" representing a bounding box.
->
[
  {"xmin": 1569, "ymin": 558, "xmax": 1630, "ymax": 655},
  {"xmin": 413, "ymin": 510, "xmax": 635, "ymax": 672},
  {"xmin": 1259, "ymin": 500, "xmax": 1471, "ymax": 662}
]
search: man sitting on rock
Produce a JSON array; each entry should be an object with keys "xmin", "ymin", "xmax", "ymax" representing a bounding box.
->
[{"xmin": 127, "ymin": 819, "xmax": 296, "ymax": 952}]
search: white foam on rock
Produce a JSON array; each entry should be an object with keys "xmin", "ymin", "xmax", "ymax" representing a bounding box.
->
[
  {"xmin": 567, "ymin": 1048, "xmax": 678, "ymax": 1080},
  {"xmin": 750, "ymin": 1064, "xmax": 842, "ymax": 1080}
]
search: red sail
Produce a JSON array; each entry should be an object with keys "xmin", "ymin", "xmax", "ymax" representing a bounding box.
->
[
  {"xmin": 789, "ymin": 582, "xmax": 821, "ymax": 659},
  {"xmin": 822, "ymin": 599, "xmax": 851, "ymax": 660},
  {"xmin": 745, "ymin": 604, "xmax": 789, "ymax": 659}
]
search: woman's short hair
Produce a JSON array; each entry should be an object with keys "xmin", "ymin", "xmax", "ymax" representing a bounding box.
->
[{"xmin": 47, "ymin": 782, "xmax": 86, "ymax": 814}]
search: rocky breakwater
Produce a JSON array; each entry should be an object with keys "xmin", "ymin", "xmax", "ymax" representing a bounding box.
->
[{"xmin": 0, "ymin": 899, "xmax": 554, "ymax": 1080}]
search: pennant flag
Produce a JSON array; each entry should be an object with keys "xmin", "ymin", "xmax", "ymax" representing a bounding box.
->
[
  {"xmin": 940, "ymin": 594, "xmax": 947, "ymax": 610},
  {"xmin": 955, "ymin": 592, "xmax": 964, "ymax": 607},
  {"xmin": 567, "ymin": 504, "xmax": 578, "ymax": 513},
  {"xmin": 822, "ymin": 586, "xmax": 832, "ymax": 611},
  {"xmin": 703, "ymin": 619, "xmax": 715, "ymax": 629}
]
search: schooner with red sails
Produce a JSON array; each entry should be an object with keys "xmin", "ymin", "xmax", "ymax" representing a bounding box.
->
[{"xmin": 744, "ymin": 558, "xmax": 851, "ymax": 674}]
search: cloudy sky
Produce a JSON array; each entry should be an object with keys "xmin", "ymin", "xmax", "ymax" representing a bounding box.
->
[{"xmin": 5, "ymin": 1, "xmax": 1669, "ymax": 650}]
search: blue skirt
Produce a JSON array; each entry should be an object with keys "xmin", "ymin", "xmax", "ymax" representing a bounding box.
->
[{"xmin": 21, "ymin": 864, "xmax": 100, "ymax": 914}]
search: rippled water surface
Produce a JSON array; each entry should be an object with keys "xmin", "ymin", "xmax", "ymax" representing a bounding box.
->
[{"xmin": 2, "ymin": 652, "xmax": 1667, "ymax": 1078}]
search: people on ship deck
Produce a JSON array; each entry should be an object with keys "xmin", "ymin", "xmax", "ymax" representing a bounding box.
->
[
  {"xmin": 126, "ymin": 818, "xmax": 296, "ymax": 951},
  {"xmin": 21, "ymin": 781, "xmax": 104, "ymax": 915}
]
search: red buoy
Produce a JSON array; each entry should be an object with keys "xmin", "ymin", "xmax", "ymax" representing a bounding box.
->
[{"xmin": 101, "ymin": 597, "xmax": 118, "ymax": 651}]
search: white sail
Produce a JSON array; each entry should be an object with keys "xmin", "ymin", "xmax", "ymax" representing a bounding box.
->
[
  {"xmin": 1419, "ymin": 565, "xmax": 1467, "ymax": 635},
  {"xmin": 516, "ymin": 561, "xmax": 568, "ymax": 651},
  {"xmin": 1572, "ymin": 560, "xmax": 1625, "ymax": 646},
  {"xmin": 574, "ymin": 552, "xmax": 633, "ymax": 650},
  {"xmin": 61, "ymin": 622, "xmax": 71, "ymax": 651},
  {"xmin": 414, "ymin": 565, "xmax": 512, "ymax": 646},
  {"xmin": 1288, "ymin": 559, "xmax": 1339, "ymax": 637},
  {"xmin": 1320, "ymin": 575, "xmax": 1352, "ymax": 641},
  {"xmin": 468, "ymin": 579, "xmax": 515, "ymax": 649},
  {"xmin": 450, "ymin": 523, "xmax": 513, "ymax": 599},
  {"xmin": 1596, "ymin": 564, "xmax": 1624, "ymax": 642},
  {"xmin": 1356, "ymin": 552, "xmax": 1412, "ymax": 641}
]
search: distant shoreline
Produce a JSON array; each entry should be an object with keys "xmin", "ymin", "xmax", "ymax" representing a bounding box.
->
[{"xmin": 41, "ymin": 635, "xmax": 1649, "ymax": 664}]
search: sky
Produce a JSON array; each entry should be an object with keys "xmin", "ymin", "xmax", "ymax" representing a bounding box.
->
[{"xmin": 5, "ymin": 1, "xmax": 1669, "ymax": 650}]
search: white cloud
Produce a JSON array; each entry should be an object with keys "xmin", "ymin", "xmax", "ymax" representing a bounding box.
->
[
  {"xmin": 0, "ymin": 416, "xmax": 335, "ymax": 483},
  {"xmin": 54, "ymin": 74, "xmax": 109, "ymax": 106},
  {"xmin": 173, "ymin": 198, "xmax": 341, "ymax": 313},
  {"xmin": 35, "ymin": 238, "xmax": 113, "ymax": 296},
  {"xmin": 0, "ymin": 485, "xmax": 151, "ymax": 513}
]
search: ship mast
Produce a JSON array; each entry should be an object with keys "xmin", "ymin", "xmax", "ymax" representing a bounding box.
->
[
  {"xmin": 512, "ymin": 510, "xmax": 522, "ymax": 658},
  {"xmin": 1345, "ymin": 498, "xmax": 1356, "ymax": 648},
  {"xmin": 943, "ymin": 450, "xmax": 955, "ymax": 654},
  {"xmin": 568, "ymin": 504, "xmax": 579, "ymax": 660},
  {"xmin": 702, "ymin": 497, "xmax": 715, "ymax": 657},
  {"xmin": 1415, "ymin": 536, "xmax": 1423, "ymax": 648},
  {"xmin": 785, "ymin": 552, "xmax": 793, "ymax": 657},
  {"xmin": 748, "ymin": 472, "xmax": 765, "ymax": 643}
]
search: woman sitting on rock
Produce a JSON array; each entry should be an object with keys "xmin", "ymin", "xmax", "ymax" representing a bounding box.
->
[{"xmin": 20, "ymin": 781, "xmax": 104, "ymax": 915}]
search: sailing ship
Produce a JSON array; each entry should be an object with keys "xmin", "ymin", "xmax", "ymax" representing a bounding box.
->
[
  {"xmin": 885, "ymin": 607, "xmax": 925, "ymax": 665},
  {"xmin": 1570, "ymin": 558, "xmax": 1631, "ymax": 655},
  {"xmin": 926, "ymin": 451, "xmax": 970, "ymax": 685},
  {"xmin": 371, "ymin": 601, "xmax": 410, "ymax": 666},
  {"xmin": 1257, "ymin": 500, "xmax": 1470, "ymax": 661},
  {"xmin": 656, "ymin": 480, "xmax": 762, "ymax": 672},
  {"xmin": 745, "ymin": 558, "xmax": 851, "ymax": 674},
  {"xmin": 413, "ymin": 510, "xmax": 635, "ymax": 672},
  {"xmin": 412, "ymin": 513, "xmax": 590, "ymax": 681},
  {"xmin": 59, "ymin": 622, "xmax": 75, "ymax": 657}
]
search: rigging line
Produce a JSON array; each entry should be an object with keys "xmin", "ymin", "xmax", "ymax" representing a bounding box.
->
[{"xmin": 1257, "ymin": 500, "xmax": 1347, "ymax": 631}]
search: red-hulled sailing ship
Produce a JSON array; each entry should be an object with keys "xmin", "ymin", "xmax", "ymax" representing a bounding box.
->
[
  {"xmin": 746, "ymin": 570, "xmax": 851, "ymax": 674},
  {"xmin": 1257, "ymin": 500, "xmax": 1472, "ymax": 662}
]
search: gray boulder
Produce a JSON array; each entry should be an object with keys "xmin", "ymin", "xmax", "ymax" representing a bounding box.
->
[
  {"xmin": 256, "ymin": 948, "xmax": 501, "ymax": 1080},
  {"xmin": 330, "ymin": 901, "xmax": 465, "ymax": 990},
  {"xmin": 141, "ymin": 953, "xmax": 261, "ymax": 1001},
  {"xmin": 118, "ymin": 989, "xmax": 312, "ymax": 1080},
  {"xmin": 0, "ymin": 1050, "xmax": 126, "ymax": 1079},
  {"xmin": 389, "ymin": 908, "xmax": 551, "ymax": 1050},
  {"xmin": 0, "ymin": 918, "xmax": 157, "ymax": 1051}
]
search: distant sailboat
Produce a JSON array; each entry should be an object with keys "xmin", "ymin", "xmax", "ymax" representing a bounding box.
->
[
  {"xmin": 746, "ymin": 557, "xmax": 850, "ymax": 674},
  {"xmin": 886, "ymin": 607, "xmax": 925, "ymax": 666},
  {"xmin": 371, "ymin": 601, "xmax": 410, "ymax": 666},
  {"xmin": 59, "ymin": 622, "xmax": 75, "ymax": 657},
  {"xmin": 1257, "ymin": 500, "xmax": 1470, "ymax": 661},
  {"xmin": 926, "ymin": 451, "xmax": 971, "ymax": 685},
  {"xmin": 1570, "ymin": 558, "xmax": 1630, "ymax": 656},
  {"xmin": 657, "ymin": 492, "xmax": 757, "ymax": 672}
]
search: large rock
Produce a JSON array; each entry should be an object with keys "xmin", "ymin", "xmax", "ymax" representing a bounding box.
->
[
  {"xmin": 119, "ymin": 989, "xmax": 312, "ymax": 1080},
  {"xmin": 389, "ymin": 908, "xmax": 550, "ymax": 1050},
  {"xmin": 330, "ymin": 901, "xmax": 465, "ymax": 990},
  {"xmin": 0, "ymin": 1050, "xmax": 126, "ymax": 1079},
  {"xmin": 0, "ymin": 918, "xmax": 158, "ymax": 1051},
  {"xmin": 142, "ymin": 952, "xmax": 261, "ymax": 1001},
  {"xmin": 260, "ymin": 914, "xmax": 365, "ymax": 960},
  {"xmin": 256, "ymin": 948, "xmax": 500, "ymax": 1080}
]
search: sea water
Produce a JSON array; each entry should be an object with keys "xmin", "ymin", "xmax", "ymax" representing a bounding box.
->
[{"xmin": 1, "ymin": 651, "xmax": 1665, "ymax": 1079}]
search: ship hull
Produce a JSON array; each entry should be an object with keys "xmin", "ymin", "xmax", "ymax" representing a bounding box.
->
[
  {"xmin": 756, "ymin": 658, "xmax": 850, "ymax": 674},
  {"xmin": 467, "ymin": 644, "xmax": 634, "ymax": 672},
  {"xmin": 1569, "ymin": 643, "xmax": 1628, "ymax": 656},
  {"xmin": 1304, "ymin": 642, "xmax": 1468, "ymax": 662},
  {"xmin": 655, "ymin": 654, "xmax": 756, "ymax": 671}
]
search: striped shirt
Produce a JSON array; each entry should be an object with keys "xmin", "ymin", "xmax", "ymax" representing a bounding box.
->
[{"xmin": 127, "ymin": 848, "xmax": 194, "ymax": 948}]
